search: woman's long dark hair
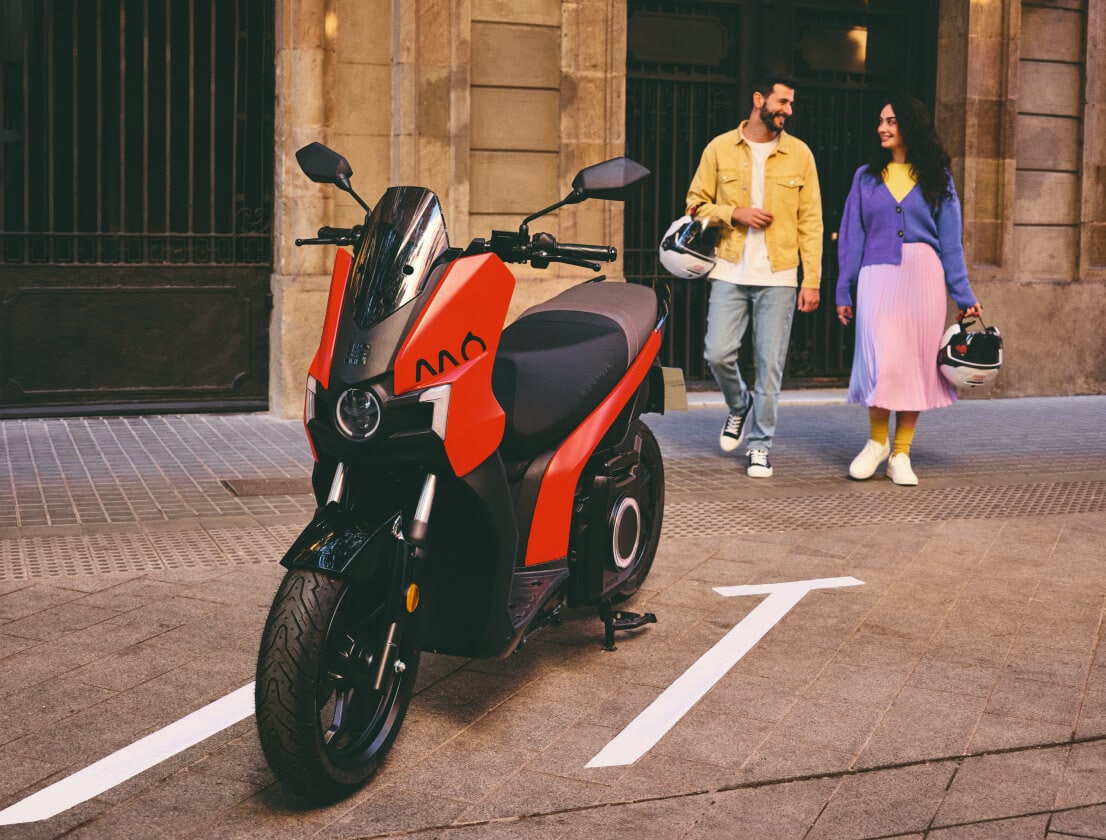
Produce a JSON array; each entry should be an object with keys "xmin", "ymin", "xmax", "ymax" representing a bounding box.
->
[{"xmin": 865, "ymin": 94, "xmax": 952, "ymax": 209}]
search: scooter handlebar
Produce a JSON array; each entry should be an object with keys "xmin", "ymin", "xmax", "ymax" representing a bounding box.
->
[{"xmin": 552, "ymin": 241, "xmax": 618, "ymax": 262}]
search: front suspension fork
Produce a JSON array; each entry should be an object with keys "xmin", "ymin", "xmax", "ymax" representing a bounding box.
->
[{"xmin": 369, "ymin": 471, "xmax": 436, "ymax": 690}]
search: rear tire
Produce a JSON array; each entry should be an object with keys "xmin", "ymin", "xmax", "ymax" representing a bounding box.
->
[
  {"xmin": 612, "ymin": 419, "xmax": 664, "ymax": 601},
  {"xmin": 255, "ymin": 569, "xmax": 420, "ymax": 803}
]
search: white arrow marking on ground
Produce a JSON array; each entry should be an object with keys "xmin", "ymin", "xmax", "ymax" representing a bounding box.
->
[
  {"xmin": 0, "ymin": 682, "xmax": 255, "ymax": 826},
  {"xmin": 586, "ymin": 577, "xmax": 864, "ymax": 769}
]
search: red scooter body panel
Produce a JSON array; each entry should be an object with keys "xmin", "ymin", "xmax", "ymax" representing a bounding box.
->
[
  {"xmin": 309, "ymin": 248, "xmax": 354, "ymax": 391},
  {"xmin": 394, "ymin": 253, "xmax": 514, "ymax": 477},
  {"xmin": 524, "ymin": 327, "xmax": 663, "ymax": 566}
]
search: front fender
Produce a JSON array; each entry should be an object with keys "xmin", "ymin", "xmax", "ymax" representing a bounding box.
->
[{"xmin": 280, "ymin": 505, "xmax": 404, "ymax": 581}]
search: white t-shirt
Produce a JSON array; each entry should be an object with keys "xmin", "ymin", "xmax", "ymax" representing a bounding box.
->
[{"xmin": 709, "ymin": 135, "xmax": 799, "ymax": 288}]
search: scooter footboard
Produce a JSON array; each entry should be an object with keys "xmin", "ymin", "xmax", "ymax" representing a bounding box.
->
[{"xmin": 281, "ymin": 506, "xmax": 404, "ymax": 581}]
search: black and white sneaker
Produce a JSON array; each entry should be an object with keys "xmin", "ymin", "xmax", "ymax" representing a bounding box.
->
[
  {"xmin": 746, "ymin": 448, "xmax": 773, "ymax": 478},
  {"xmin": 719, "ymin": 399, "xmax": 752, "ymax": 453}
]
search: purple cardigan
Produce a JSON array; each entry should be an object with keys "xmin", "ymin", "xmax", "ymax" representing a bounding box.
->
[{"xmin": 835, "ymin": 165, "xmax": 976, "ymax": 309}]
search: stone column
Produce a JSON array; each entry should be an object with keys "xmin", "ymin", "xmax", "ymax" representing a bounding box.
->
[
  {"xmin": 271, "ymin": 0, "xmax": 335, "ymax": 418},
  {"xmin": 1083, "ymin": 0, "xmax": 1106, "ymax": 278}
]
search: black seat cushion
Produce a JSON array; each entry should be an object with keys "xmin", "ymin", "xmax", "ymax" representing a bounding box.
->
[{"xmin": 492, "ymin": 283, "xmax": 657, "ymax": 460}]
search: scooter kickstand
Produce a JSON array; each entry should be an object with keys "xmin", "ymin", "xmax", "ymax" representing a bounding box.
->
[{"xmin": 598, "ymin": 600, "xmax": 657, "ymax": 651}]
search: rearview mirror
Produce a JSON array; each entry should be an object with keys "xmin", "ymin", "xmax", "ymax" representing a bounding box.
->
[
  {"xmin": 570, "ymin": 157, "xmax": 651, "ymax": 201},
  {"xmin": 295, "ymin": 143, "xmax": 354, "ymax": 187}
]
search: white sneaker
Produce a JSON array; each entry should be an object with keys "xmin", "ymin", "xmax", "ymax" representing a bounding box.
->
[
  {"xmin": 848, "ymin": 439, "xmax": 891, "ymax": 480},
  {"xmin": 886, "ymin": 452, "xmax": 919, "ymax": 486},
  {"xmin": 746, "ymin": 449, "xmax": 773, "ymax": 478},
  {"xmin": 719, "ymin": 401, "xmax": 752, "ymax": 453}
]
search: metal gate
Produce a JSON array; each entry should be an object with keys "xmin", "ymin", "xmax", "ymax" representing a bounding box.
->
[
  {"xmin": 625, "ymin": 0, "xmax": 937, "ymax": 385},
  {"xmin": 0, "ymin": 0, "xmax": 274, "ymax": 417}
]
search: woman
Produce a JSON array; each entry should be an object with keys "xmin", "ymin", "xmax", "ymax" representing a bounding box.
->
[{"xmin": 835, "ymin": 95, "xmax": 982, "ymax": 486}]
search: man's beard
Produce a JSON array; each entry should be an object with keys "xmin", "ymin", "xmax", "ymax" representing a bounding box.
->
[{"xmin": 760, "ymin": 103, "xmax": 787, "ymax": 133}]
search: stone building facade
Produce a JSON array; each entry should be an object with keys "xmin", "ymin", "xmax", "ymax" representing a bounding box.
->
[{"xmin": 268, "ymin": 0, "xmax": 1106, "ymax": 417}]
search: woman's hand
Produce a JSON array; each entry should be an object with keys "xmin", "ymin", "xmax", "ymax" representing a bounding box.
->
[
  {"xmin": 959, "ymin": 302, "xmax": 983, "ymax": 320},
  {"xmin": 836, "ymin": 305, "xmax": 853, "ymax": 325}
]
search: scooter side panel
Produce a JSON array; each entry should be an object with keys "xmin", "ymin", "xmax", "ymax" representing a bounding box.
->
[
  {"xmin": 394, "ymin": 253, "xmax": 514, "ymax": 477},
  {"xmin": 524, "ymin": 327, "xmax": 663, "ymax": 566},
  {"xmin": 308, "ymin": 248, "xmax": 354, "ymax": 392}
]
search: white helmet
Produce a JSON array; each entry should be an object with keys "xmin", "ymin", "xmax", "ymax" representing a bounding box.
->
[
  {"xmin": 937, "ymin": 318, "xmax": 1003, "ymax": 389},
  {"xmin": 659, "ymin": 215, "xmax": 717, "ymax": 279}
]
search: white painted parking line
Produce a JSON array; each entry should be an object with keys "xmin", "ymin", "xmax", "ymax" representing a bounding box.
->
[
  {"xmin": 586, "ymin": 577, "xmax": 864, "ymax": 768},
  {"xmin": 0, "ymin": 682, "xmax": 255, "ymax": 826}
]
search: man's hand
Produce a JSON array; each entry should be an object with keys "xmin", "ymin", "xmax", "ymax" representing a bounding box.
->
[
  {"xmin": 732, "ymin": 207, "xmax": 773, "ymax": 229},
  {"xmin": 797, "ymin": 288, "xmax": 820, "ymax": 313},
  {"xmin": 837, "ymin": 305, "xmax": 853, "ymax": 325}
]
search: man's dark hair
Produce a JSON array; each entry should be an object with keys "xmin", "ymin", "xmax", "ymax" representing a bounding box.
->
[{"xmin": 752, "ymin": 71, "xmax": 798, "ymax": 99}]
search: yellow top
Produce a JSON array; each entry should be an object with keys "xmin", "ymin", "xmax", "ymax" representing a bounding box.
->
[{"xmin": 884, "ymin": 162, "xmax": 916, "ymax": 202}]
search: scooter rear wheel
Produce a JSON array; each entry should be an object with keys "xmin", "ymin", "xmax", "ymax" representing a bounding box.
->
[
  {"xmin": 612, "ymin": 419, "xmax": 664, "ymax": 601},
  {"xmin": 255, "ymin": 568, "xmax": 420, "ymax": 803}
]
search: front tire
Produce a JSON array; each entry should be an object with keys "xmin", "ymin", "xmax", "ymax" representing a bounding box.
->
[{"xmin": 255, "ymin": 569, "xmax": 420, "ymax": 803}]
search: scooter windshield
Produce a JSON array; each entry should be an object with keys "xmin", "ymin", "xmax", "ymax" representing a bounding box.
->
[{"xmin": 349, "ymin": 187, "xmax": 450, "ymax": 329}]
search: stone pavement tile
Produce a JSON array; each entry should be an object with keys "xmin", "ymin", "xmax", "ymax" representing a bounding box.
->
[
  {"xmin": 1075, "ymin": 666, "xmax": 1106, "ymax": 739},
  {"xmin": 928, "ymin": 814, "xmax": 1050, "ymax": 838},
  {"xmin": 738, "ymin": 733, "xmax": 856, "ymax": 782},
  {"xmin": 1054, "ymin": 739, "xmax": 1106, "ymax": 810},
  {"xmin": 0, "ymin": 583, "xmax": 86, "ymax": 620},
  {"xmin": 652, "ymin": 708, "xmax": 775, "ymax": 769},
  {"xmin": 518, "ymin": 720, "xmax": 626, "ymax": 786},
  {"xmin": 909, "ymin": 658, "xmax": 1002, "ymax": 698},
  {"xmin": 967, "ymin": 713, "xmax": 1073, "ymax": 754},
  {"xmin": 0, "ymin": 631, "xmax": 36, "ymax": 659},
  {"xmin": 464, "ymin": 694, "xmax": 589, "ymax": 753},
  {"xmin": 0, "ymin": 797, "xmax": 107, "ymax": 840},
  {"xmin": 731, "ymin": 633, "xmax": 841, "ymax": 684},
  {"xmin": 1049, "ymin": 804, "xmax": 1106, "ymax": 839},
  {"xmin": 2, "ymin": 675, "xmax": 115, "ymax": 745},
  {"xmin": 684, "ymin": 777, "xmax": 842, "ymax": 840},
  {"xmin": 790, "ymin": 660, "xmax": 906, "ymax": 709},
  {"xmin": 73, "ymin": 576, "xmax": 193, "ymax": 613},
  {"xmin": 60, "ymin": 769, "xmax": 257, "ymax": 840},
  {"xmin": 831, "ymin": 629, "xmax": 928, "ymax": 674},
  {"xmin": 984, "ymin": 675, "xmax": 1082, "ymax": 727},
  {"xmin": 806, "ymin": 762, "xmax": 959, "ymax": 839},
  {"xmin": 767, "ymin": 694, "xmax": 887, "ymax": 755},
  {"xmin": 0, "ymin": 749, "xmax": 59, "ymax": 804},
  {"xmin": 438, "ymin": 794, "xmax": 713, "ymax": 840},
  {"xmin": 856, "ymin": 685, "xmax": 986, "ymax": 768},
  {"xmin": 392, "ymin": 732, "xmax": 537, "ymax": 804},
  {"xmin": 1003, "ymin": 639, "xmax": 1095, "ymax": 687},
  {"xmin": 596, "ymin": 749, "xmax": 739, "ymax": 803},
  {"xmin": 931, "ymin": 747, "xmax": 1067, "ymax": 827},
  {"xmin": 457, "ymin": 769, "xmax": 612, "ymax": 824},
  {"xmin": 0, "ymin": 600, "xmax": 120, "ymax": 642},
  {"xmin": 695, "ymin": 670, "xmax": 809, "ymax": 725}
]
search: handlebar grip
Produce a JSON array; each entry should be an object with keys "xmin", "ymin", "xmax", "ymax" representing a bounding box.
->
[
  {"xmin": 317, "ymin": 225, "xmax": 354, "ymax": 239},
  {"xmin": 554, "ymin": 242, "xmax": 617, "ymax": 262}
]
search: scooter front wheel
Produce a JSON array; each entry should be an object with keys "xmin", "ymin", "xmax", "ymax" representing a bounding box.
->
[{"xmin": 255, "ymin": 568, "xmax": 420, "ymax": 803}]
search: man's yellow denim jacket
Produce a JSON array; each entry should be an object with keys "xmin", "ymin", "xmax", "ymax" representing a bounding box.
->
[{"xmin": 685, "ymin": 122, "xmax": 823, "ymax": 289}]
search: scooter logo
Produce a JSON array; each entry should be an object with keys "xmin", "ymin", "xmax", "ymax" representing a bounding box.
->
[{"xmin": 415, "ymin": 331, "xmax": 487, "ymax": 382}]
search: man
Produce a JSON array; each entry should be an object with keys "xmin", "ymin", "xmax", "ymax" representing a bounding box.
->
[{"xmin": 686, "ymin": 71, "xmax": 823, "ymax": 478}]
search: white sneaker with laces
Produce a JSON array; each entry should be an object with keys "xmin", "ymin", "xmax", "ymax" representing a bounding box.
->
[
  {"xmin": 886, "ymin": 452, "xmax": 919, "ymax": 486},
  {"xmin": 719, "ymin": 401, "xmax": 751, "ymax": 453},
  {"xmin": 746, "ymin": 448, "xmax": 773, "ymax": 478},
  {"xmin": 849, "ymin": 439, "xmax": 891, "ymax": 480}
]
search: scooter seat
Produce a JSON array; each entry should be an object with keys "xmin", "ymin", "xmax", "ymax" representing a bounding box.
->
[{"xmin": 492, "ymin": 282, "xmax": 658, "ymax": 460}]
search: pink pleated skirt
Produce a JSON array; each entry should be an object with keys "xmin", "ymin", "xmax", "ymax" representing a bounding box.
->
[{"xmin": 847, "ymin": 242, "xmax": 957, "ymax": 411}]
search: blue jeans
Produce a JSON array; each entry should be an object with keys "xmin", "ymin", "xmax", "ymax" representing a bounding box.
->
[{"xmin": 704, "ymin": 281, "xmax": 797, "ymax": 451}]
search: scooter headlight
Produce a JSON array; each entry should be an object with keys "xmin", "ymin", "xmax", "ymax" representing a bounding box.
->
[{"xmin": 335, "ymin": 388, "xmax": 382, "ymax": 440}]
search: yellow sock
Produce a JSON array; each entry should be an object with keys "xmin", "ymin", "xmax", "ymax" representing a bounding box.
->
[
  {"xmin": 869, "ymin": 410, "xmax": 889, "ymax": 445},
  {"xmin": 892, "ymin": 413, "xmax": 918, "ymax": 456}
]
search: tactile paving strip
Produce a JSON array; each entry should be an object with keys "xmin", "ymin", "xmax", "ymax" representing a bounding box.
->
[
  {"xmin": 5, "ymin": 480, "xmax": 1103, "ymax": 581},
  {"xmin": 663, "ymin": 479, "xmax": 1106, "ymax": 537}
]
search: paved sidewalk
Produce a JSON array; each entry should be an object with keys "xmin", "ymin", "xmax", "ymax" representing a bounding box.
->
[{"xmin": 0, "ymin": 395, "xmax": 1104, "ymax": 838}]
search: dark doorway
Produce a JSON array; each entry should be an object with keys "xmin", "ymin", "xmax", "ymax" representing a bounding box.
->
[
  {"xmin": 625, "ymin": 0, "xmax": 938, "ymax": 386},
  {"xmin": 0, "ymin": 0, "xmax": 275, "ymax": 417}
]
